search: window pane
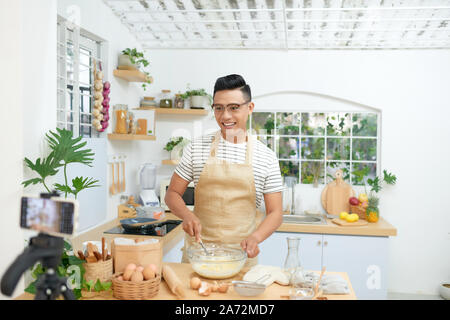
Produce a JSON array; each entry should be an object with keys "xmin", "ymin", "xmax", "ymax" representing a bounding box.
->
[
  {"xmin": 79, "ymin": 48, "xmax": 91, "ymax": 85},
  {"xmin": 351, "ymin": 163, "xmax": 377, "ymax": 186},
  {"xmin": 276, "ymin": 112, "xmax": 300, "ymax": 135},
  {"xmin": 301, "ymin": 161, "xmax": 324, "ymax": 185},
  {"xmin": 80, "ymin": 124, "xmax": 92, "ymax": 138},
  {"xmin": 257, "ymin": 135, "xmax": 274, "ymax": 151},
  {"xmin": 301, "ymin": 112, "xmax": 326, "ymax": 136},
  {"xmin": 277, "ymin": 137, "xmax": 299, "ymax": 159},
  {"xmin": 251, "ymin": 112, "xmax": 275, "ymax": 135},
  {"xmin": 353, "ymin": 113, "xmax": 377, "ymax": 137},
  {"xmin": 327, "ymin": 112, "xmax": 351, "ymax": 136},
  {"xmin": 326, "ymin": 162, "xmax": 351, "ymax": 183},
  {"xmin": 327, "ymin": 138, "xmax": 350, "ymax": 160},
  {"xmin": 66, "ymin": 42, "xmax": 74, "ymax": 81},
  {"xmin": 280, "ymin": 161, "xmax": 299, "ymax": 178},
  {"xmin": 301, "ymin": 137, "xmax": 325, "ymax": 160},
  {"xmin": 352, "ymin": 138, "xmax": 377, "ymax": 161}
]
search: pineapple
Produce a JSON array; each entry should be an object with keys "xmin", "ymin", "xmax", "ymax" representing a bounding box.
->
[{"xmin": 366, "ymin": 193, "xmax": 380, "ymax": 223}]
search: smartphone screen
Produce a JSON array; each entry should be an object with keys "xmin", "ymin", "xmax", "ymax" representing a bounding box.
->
[{"xmin": 20, "ymin": 197, "xmax": 75, "ymax": 235}]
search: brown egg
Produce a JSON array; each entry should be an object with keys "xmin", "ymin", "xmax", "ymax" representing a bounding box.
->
[
  {"xmin": 136, "ymin": 266, "xmax": 144, "ymax": 273},
  {"xmin": 124, "ymin": 263, "xmax": 137, "ymax": 272},
  {"xmin": 211, "ymin": 281, "xmax": 219, "ymax": 292},
  {"xmin": 148, "ymin": 264, "xmax": 158, "ymax": 273},
  {"xmin": 130, "ymin": 271, "xmax": 144, "ymax": 282},
  {"xmin": 218, "ymin": 283, "xmax": 229, "ymax": 293},
  {"xmin": 123, "ymin": 268, "xmax": 134, "ymax": 281},
  {"xmin": 190, "ymin": 277, "xmax": 202, "ymax": 290},
  {"xmin": 143, "ymin": 266, "xmax": 156, "ymax": 280}
]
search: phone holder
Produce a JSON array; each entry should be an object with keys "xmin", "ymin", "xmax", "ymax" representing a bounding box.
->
[{"xmin": 0, "ymin": 191, "xmax": 75, "ymax": 300}]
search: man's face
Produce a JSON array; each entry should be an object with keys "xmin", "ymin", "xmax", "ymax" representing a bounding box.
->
[{"xmin": 213, "ymin": 89, "xmax": 254, "ymax": 139}]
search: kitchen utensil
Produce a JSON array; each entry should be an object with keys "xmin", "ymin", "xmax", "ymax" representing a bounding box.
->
[
  {"xmin": 284, "ymin": 237, "xmax": 303, "ymax": 285},
  {"xmin": 331, "ymin": 218, "xmax": 368, "ymax": 227},
  {"xmin": 120, "ymin": 218, "xmax": 159, "ymax": 231},
  {"xmin": 77, "ymin": 250, "xmax": 86, "ymax": 261},
  {"xmin": 232, "ymin": 274, "xmax": 270, "ymax": 296},
  {"xmin": 321, "ymin": 169, "xmax": 356, "ymax": 215},
  {"xmin": 314, "ymin": 266, "xmax": 326, "ymax": 298},
  {"xmin": 186, "ymin": 243, "xmax": 247, "ymax": 279},
  {"xmin": 109, "ymin": 163, "xmax": 115, "ymax": 195},
  {"xmin": 198, "ymin": 239, "xmax": 212, "ymax": 256},
  {"xmin": 93, "ymin": 251, "xmax": 103, "ymax": 262},
  {"xmin": 138, "ymin": 163, "xmax": 159, "ymax": 207},
  {"xmin": 102, "ymin": 237, "xmax": 106, "ymax": 261},
  {"xmin": 116, "ymin": 161, "xmax": 121, "ymax": 193},
  {"xmin": 162, "ymin": 263, "xmax": 185, "ymax": 298},
  {"xmin": 86, "ymin": 256, "xmax": 97, "ymax": 263},
  {"xmin": 288, "ymin": 287, "xmax": 315, "ymax": 300},
  {"xmin": 121, "ymin": 156, "xmax": 126, "ymax": 192}
]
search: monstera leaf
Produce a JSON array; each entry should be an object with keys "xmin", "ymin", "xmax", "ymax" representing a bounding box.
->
[
  {"xmin": 22, "ymin": 156, "xmax": 59, "ymax": 192},
  {"xmin": 71, "ymin": 176, "xmax": 100, "ymax": 199},
  {"xmin": 45, "ymin": 128, "xmax": 94, "ymax": 166}
]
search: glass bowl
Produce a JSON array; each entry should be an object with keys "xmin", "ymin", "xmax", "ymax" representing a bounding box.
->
[{"xmin": 186, "ymin": 242, "xmax": 247, "ymax": 279}]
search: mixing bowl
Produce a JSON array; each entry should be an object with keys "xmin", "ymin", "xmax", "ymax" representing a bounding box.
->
[{"xmin": 187, "ymin": 242, "xmax": 247, "ymax": 279}]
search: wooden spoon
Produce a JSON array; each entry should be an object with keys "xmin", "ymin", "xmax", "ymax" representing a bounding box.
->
[
  {"xmin": 116, "ymin": 162, "xmax": 121, "ymax": 193},
  {"xmin": 121, "ymin": 159, "xmax": 126, "ymax": 192},
  {"xmin": 313, "ymin": 266, "xmax": 326, "ymax": 298},
  {"xmin": 109, "ymin": 163, "xmax": 115, "ymax": 195}
]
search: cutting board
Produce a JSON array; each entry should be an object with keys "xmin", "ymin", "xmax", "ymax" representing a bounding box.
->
[
  {"xmin": 321, "ymin": 170, "xmax": 356, "ymax": 215},
  {"xmin": 331, "ymin": 218, "xmax": 368, "ymax": 227}
]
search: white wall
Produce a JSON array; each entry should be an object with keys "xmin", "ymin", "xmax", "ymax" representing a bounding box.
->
[{"xmin": 140, "ymin": 49, "xmax": 450, "ymax": 296}]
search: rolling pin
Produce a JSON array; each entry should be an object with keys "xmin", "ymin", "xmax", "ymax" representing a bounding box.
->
[{"xmin": 162, "ymin": 264, "xmax": 185, "ymax": 299}]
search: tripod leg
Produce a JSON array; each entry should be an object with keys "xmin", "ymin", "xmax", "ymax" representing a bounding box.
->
[{"xmin": 60, "ymin": 283, "xmax": 76, "ymax": 300}]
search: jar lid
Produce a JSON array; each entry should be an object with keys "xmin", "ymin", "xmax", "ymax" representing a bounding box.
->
[
  {"xmin": 143, "ymin": 96, "xmax": 155, "ymax": 101},
  {"xmin": 162, "ymin": 90, "xmax": 171, "ymax": 93}
]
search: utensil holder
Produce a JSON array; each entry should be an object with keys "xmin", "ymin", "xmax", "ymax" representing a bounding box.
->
[
  {"xmin": 83, "ymin": 259, "xmax": 113, "ymax": 283},
  {"xmin": 112, "ymin": 272, "xmax": 161, "ymax": 300},
  {"xmin": 350, "ymin": 205, "xmax": 367, "ymax": 220}
]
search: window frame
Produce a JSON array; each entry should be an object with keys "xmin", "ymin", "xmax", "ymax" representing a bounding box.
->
[
  {"xmin": 249, "ymin": 110, "xmax": 381, "ymax": 186},
  {"xmin": 57, "ymin": 15, "xmax": 107, "ymax": 138}
]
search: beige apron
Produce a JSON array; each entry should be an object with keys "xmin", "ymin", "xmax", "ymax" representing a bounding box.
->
[{"xmin": 181, "ymin": 131, "xmax": 262, "ymax": 267}]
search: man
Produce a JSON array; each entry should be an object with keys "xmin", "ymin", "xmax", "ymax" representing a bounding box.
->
[{"xmin": 165, "ymin": 74, "xmax": 283, "ymax": 265}]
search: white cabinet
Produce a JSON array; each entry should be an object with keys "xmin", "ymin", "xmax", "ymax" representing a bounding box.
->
[
  {"xmin": 163, "ymin": 238, "xmax": 184, "ymax": 263},
  {"xmin": 258, "ymin": 232, "xmax": 322, "ymax": 271},
  {"xmin": 259, "ymin": 231, "xmax": 389, "ymax": 300},
  {"xmin": 322, "ymin": 234, "xmax": 388, "ymax": 300}
]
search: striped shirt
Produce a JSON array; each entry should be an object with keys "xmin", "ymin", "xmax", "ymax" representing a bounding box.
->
[{"xmin": 175, "ymin": 132, "xmax": 283, "ymax": 209}]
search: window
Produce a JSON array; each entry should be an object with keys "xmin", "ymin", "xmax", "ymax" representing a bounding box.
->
[
  {"xmin": 57, "ymin": 16, "xmax": 106, "ymax": 138},
  {"xmin": 250, "ymin": 111, "xmax": 379, "ymax": 186}
]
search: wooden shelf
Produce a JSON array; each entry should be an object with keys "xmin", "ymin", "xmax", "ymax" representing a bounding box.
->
[
  {"xmin": 134, "ymin": 107, "xmax": 209, "ymax": 115},
  {"xmin": 108, "ymin": 134, "xmax": 156, "ymax": 141},
  {"xmin": 162, "ymin": 160, "xmax": 180, "ymax": 165},
  {"xmin": 113, "ymin": 69, "xmax": 151, "ymax": 83}
]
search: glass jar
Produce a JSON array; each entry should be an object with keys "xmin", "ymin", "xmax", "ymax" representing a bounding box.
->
[
  {"xmin": 140, "ymin": 96, "xmax": 157, "ymax": 108},
  {"xmin": 159, "ymin": 90, "xmax": 173, "ymax": 108},
  {"xmin": 283, "ymin": 237, "xmax": 305, "ymax": 286},
  {"xmin": 174, "ymin": 94, "xmax": 184, "ymax": 109},
  {"xmin": 127, "ymin": 111, "xmax": 136, "ymax": 134},
  {"xmin": 113, "ymin": 104, "xmax": 128, "ymax": 134}
]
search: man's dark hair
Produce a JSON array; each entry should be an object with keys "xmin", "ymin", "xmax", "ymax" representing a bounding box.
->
[{"xmin": 213, "ymin": 74, "xmax": 251, "ymax": 102}]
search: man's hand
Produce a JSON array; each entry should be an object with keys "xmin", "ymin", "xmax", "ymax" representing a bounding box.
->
[
  {"xmin": 241, "ymin": 234, "xmax": 260, "ymax": 258},
  {"xmin": 182, "ymin": 213, "xmax": 202, "ymax": 242}
]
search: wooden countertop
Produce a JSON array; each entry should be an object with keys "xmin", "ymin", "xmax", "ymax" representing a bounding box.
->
[
  {"xmin": 16, "ymin": 262, "xmax": 356, "ymax": 300},
  {"xmin": 278, "ymin": 216, "xmax": 397, "ymax": 237}
]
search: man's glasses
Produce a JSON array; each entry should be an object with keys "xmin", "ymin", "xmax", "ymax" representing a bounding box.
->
[{"xmin": 211, "ymin": 101, "xmax": 250, "ymax": 113}]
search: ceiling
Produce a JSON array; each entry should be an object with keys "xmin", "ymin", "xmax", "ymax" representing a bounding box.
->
[{"xmin": 103, "ymin": 0, "xmax": 450, "ymax": 49}]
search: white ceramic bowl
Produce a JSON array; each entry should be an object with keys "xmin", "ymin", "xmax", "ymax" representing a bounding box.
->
[{"xmin": 439, "ymin": 283, "xmax": 450, "ymax": 300}]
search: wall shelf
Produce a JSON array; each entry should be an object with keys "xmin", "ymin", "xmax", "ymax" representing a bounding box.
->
[
  {"xmin": 134, "ymin": 107, "xmax": 209, "ymax": 116},
  {"xmin": 108, "ymin": 134, "xmax": 156, "ymax": 141},
  {"xmin": 113, "ymin": 69, "xmax": 152, "ymax": 83},
  {"xmin": 162, "ymin": 160, "xmax": 180, "ymax": 165}
]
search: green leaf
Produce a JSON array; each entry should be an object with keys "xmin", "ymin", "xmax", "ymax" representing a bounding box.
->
[
  {"xmin": 101, "ymin": 281, "xmax": 112, "ymax": 291},
  {"xmin": 383, "ymin": 170, "xmax": 397, "ymax": 185},
  {"xmin": 22, "ymin": 156, "xmax": 59, "ymax": 187},
  {"xmin": 71, "ymin": 176, "xmax": 100, "ymax": 198},
  {"xmin": 55, "ymin": 183, "xmax": 73, "ymax": 195},
  {"xmin": 73, "ymin": 288, "xmax": 82, "ymax": 300},
  {"xmin": 68, "ymin": 255, "xmax": 85, "ymax": 265},
  {"xmin": 368, "ymin": 176, "xmax": 382, "ymax": 193},
  {"xmin": 24, "ymin": 281, "xmax": 37, "ymax": 294},
  {"xmin": 22, "ymin": 178, "xmax": 44, "ymax": 188},
  {"xmin": 94, "ymin": 279, "xmax": 103, "ymax": 292}
]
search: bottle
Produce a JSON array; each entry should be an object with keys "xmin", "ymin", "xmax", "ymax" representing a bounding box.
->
[
  {"xmin": 174, "ymin": 94, "xmax": 184, "ymax": 109},
  {"xmin": 283, "ymin": 237, "xmax": 305, "ymax": 286},
  {"xmin": 113, "ymin": 104, "xmax": 128, "ymax": 134},
  {"xmin": 159, "ymin": 90, "xmax": 173, "ymax": 108}
]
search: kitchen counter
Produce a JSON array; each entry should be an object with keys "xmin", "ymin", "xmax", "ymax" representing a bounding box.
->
[{"xmin": 16, "ymin": 262, "xmax": 356, "ymax": 300}]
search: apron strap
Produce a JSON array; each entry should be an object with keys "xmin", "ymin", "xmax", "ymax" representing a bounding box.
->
[{"xmin": 210, "ymin": 130, "xmax": 253, "ymax": 165}]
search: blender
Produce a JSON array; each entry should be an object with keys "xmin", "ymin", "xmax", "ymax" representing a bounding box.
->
[{"xmin": 138, "ymin": 163, "xmax": 160, "ymax": 207}]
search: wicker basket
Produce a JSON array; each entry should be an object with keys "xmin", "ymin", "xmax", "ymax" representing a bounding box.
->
[
  {"xmin": 350, "ymin": 205, "xmax": 367, "ymax": 220},
  {"xmin": 112, "ymin": 272, "xmax": 161, "ymax": 300},
  {"xmin": 83, "ymin": 259, "xmax": 113, "ymax": 283}
]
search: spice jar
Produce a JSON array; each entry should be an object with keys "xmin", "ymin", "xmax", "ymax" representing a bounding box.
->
[
  {"xmin": 113, "ymin": 105, "xmax": 128, "ymax": 134},
  {"xmin": 174, "ymin": 94, "xmax": 184, "ymax": 109},
  {"xmin": 140, "ymin": 97, "xmax": 157, "ymax": 109},
  {"xmin": 159, "ymin": 90, "xmax": 173, "ymax": 108},
  {"xmin": 127, "ymin": 111, "xmax": 136, "ymax": 134}
]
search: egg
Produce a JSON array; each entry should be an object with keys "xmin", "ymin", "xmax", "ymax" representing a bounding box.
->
[
  {"xmin": 148, "ymin": 264, "xmax": 158, "ymax": 273},
  {"xmin": 130, "ymin": 271, "xmax": 144, "ymax": 282},
  {"xmin": 218, "ymin": 283, "xmax": 229, "ymax": 293},
  {"xmin": 190, "ymin": 277, "xmax": 202, "ymax": 290},
  {"xmin": 198, "ymin": 281, "xmax": 211, "ymax": 296},
  {"xmin": 136, "ymin": 266, "xmax": 144, "ymax": 272},
  {"xmin": 211, "ymin": 282, "xmax": 219, "ymax": 292},
  {"xmin": 123, "ymin": 268, "xmax": 134, "ymax": 281},
  {"xmin": 117, "ymin": 276, "xmax": 124, "ymax": 281},
  {"xmin": 143, "ymin": 266, "xmax": 156, "ymax": 280},
  {"xmin": 125, "ymin": 263, "xmax": 137, "ymax": 271}
]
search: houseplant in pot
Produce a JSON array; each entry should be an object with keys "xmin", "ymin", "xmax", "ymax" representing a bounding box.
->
[
  {"xmin": 164, "ymin": 137, "xmax": 190, "ymax": 161},
  {"xmin": 180, "ymin": 88, "xmax": 213, "ymax": 109},
  {"xmin": 118, "ymin": 48, "xmax": 152, "ymax": 91}
]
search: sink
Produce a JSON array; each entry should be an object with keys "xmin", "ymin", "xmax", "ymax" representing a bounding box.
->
[{"xmin": 282, "ymin": 215, "xmax": 327, "ymax": 225}]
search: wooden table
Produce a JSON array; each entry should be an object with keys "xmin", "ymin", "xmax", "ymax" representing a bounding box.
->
[{"xmin": 16, "ymin": 262, "xmax": 356, "ymax": 300}]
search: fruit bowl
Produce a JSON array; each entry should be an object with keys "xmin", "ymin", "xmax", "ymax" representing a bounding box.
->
[{"xmin": 187, "ymin": 243, "xmax": 247, "ymax": 279}]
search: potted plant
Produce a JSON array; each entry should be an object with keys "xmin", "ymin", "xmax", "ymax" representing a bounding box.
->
[
  {"xmin": 164, "ymin": 137, "xmax": 190, "ymax": 161},
  {"xmin": 180, "ymin": 87, "xmax": 213, "ymax": 109},
  {"xmin": 119, "ymin": 48, "xmax": 152, "ymax": 91},
  {"xmin": 22, "ymin": 128, "xmax": 100, "ymax": 199}
]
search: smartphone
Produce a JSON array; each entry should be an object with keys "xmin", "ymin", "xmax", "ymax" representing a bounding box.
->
[{"xmin": 20, "ymin": 195, "xmax": 78, "ymax": 237}]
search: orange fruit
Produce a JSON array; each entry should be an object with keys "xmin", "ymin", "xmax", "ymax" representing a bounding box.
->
[{"xmin": 367, "ymin": 212, "xmax": 379, "ymax": 223}]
